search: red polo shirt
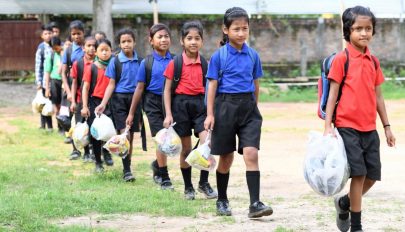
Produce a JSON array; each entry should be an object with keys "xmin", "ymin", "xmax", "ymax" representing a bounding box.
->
[
  {"xmin": 164, "ymin": 51, "xmax": 205, "ymax": 95},
  {"xmin": 82, "ymin": 65, "xmax": 109, "ymax": 99},
  {"xmin": 71, "ymin": 56, "xmax": 93, "ymax": 103},
  {"xmin": 328, "ymin": 43, "xmax": 385, "ymax": 131}
]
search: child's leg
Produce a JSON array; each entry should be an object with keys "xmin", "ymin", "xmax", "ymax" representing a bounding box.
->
[
  {"xmin": 217, "ymin": 153, "xmax": 234, "ymax": 201},
  {"xmin": 45, "ymin": 115, "xmax": 53, "ymax": 129},
  {"xmin": 180, "ymin": 136, "xmax": 193, "ymax": 191},
  {"xmin": 122, "ymin": 130, "xmax": 133, "ymax": 175},
  {"xmin": 91, "ymin": 137, "xmax": 104, "ymax": 172},
  {"xmin": 349, "ymin": 175, "xmax": 366, "ymax": 231},
  {"xmin": 243, "ymin": 147, "xmax": 260, "ymax": 205}
]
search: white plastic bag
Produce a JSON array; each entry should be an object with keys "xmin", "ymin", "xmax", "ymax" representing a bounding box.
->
[
  {"xmin": 303, "ymin": 129, "xmax": 350, "ymax": 196},
  {"xmin": 186, "ymin": 131, "xmax": 216, "ymax": 171},
  {"xmin": 90, "ymin": 113, "xmax": 116, "ymax": 141},
  {"xmin": 154, "ymin": 123, "xmax": 182, "ymax": 157},
  {"xmin": 103, "ymin": 128, "xmax": 130, "ymax": 158},
  {"xmin": 41, "ymin": 98, "xmax": 53, "ymax": 116},
  {"xmin": 72, "ymin": 122, "xmax": 89, "ymax": 149},
  {"xmin": 32, "ymin": 90, "xmax": 47, "ymax": 113}
]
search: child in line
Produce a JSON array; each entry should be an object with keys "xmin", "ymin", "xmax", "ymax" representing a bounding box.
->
[
  {"xmin": 204, "ymin": 7, "xmax": 272, "ymax": 218},
  {"xmin": 61, "ymin": 20, "xmax": 86, "ymax": 160},
  {"xmin": 44, "ymin": 36, "xmax": 63, "ymax": 126},
  {"xmin": 324, "ymin": 6, "xmax": 395, "ymax": 232},
  {"xmin": 95, "ymin": 28, "xmax": 143, "ymax": 182},
  {"xmin": 163, "ymin": 21, "xmax": 217, "ymax": 200},
  {"xmin": 35, "ymin": 24, "xmax": 53, "ymax": 131},
  {"xmin": 70, "ymin": 36, "xmax": 99, "ymax": 163},
  {"xmin": 93, "ymin": 31, "xmax": 107, "ymax": 41},
  {"xmin": 126, "ymin": 23, "xmax": 174, "ymax": 189},
  {"xmin": 81, "ymin": 39, "xmax": 113, "ymax": 172}
]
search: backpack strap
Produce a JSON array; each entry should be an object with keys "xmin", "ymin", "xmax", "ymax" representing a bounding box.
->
[
  {"xmin": 218, "ymin": 46, "xmax": 228, "ymax": 81},
  {"xmin": 76, "ymin": 58, "xmax": 85, "ymax": 88},
  {"xmin": 171, "ymin": 54, "xmax": 183, "ymax": 95},
  {"xmin": 333, "ymin": 48, "xmax": 350, "ymax": 122},
  {"xmin": 50, "ymin": 51, "xmax": 55, "ymax": 72},
  {"xmin": 88, "ymin": 64, "xmax": 98, "ymax": 97},
  {"xmin": 66, "ymin": 46, "xmax": 73, "ymax": 70},
  {"xmin": 114, "ymin": 55, "xmax": 122, "ymax": 84},
  {"xmin": 144, "ymin": 54, "xmax": 154, "ymax": 89}
]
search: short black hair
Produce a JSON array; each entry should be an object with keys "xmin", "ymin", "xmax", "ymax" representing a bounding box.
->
[
  {"xmin": 221, "ymin": 7, "xmax": 249, "ymax": 46},
  {"xmin": 49, "ymin": 21, "xmax": 60, "ymax": 29},
  {"xmin": 92, "ymin": 30, "xmax": 107, "ymax": 39},
  {"xmin": 69, "ymin": 20, "xmax": 85, "ymax": 32},
  {"xmin": 342, "ymin": 6, "xmax": 376, "ymax": 42},
  {"xmin": 41, "ymin": 24, "xmax": 52, "ymax": 32},
  {"xmin": 115, "ymin": 28, "xmax": 136, "ymax": 44},
  {"xmin": 95, "ymin": 38, "xmax": 112, "ymax": 50},
  {"xmin": 50, "ymin": 36, "xmax": 62, "ymax": 47},
  {"xmin": 180, "ymin": 20, "xmax": 203, "ymax": 41},
  {"xmin": 149, "ymin": 23, "xmax": 171, "ymax": 38}
]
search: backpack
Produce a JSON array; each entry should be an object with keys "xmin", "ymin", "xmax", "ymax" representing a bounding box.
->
[
  {"xmin": 143, "ymin": 53, "xmax": 174, "ymax": 90},
  {"xmin": 317, "ymin": 48, "xmax": 377, "ymax": 120},
  {"xmin": 204, "ymin": 45, "xmax": 256, "ymax": 105}
]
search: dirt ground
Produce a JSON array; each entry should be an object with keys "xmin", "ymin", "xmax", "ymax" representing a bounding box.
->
[{"xmin": 1, "ymin": 83, "xmax": 404, "ymax": 232}]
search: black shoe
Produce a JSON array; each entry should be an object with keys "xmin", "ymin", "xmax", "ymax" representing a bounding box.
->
[
  {"xmin": 198, "ymin": 182, "xmax": 218, "ymax": 199},
  {"xmin": 248, "ymin": 201, "xmax": 273, "ymax": 218},
  {"xmin": 64, "ymin": 137, "xmax": 73, "ymax": 144},
  {"xmin": 184, "ymin": 186, "xmax": 195, "ymax": 200},
  {"xmin": 83, "ymin": 153, "xmax": 92, "ymax": 163},
  {"xmin": 160, "ymin": 179, "xmax": 174, "ymax": 190},
  {"xmin": 150, "ymin": 160, "xmax": 162, "ymax": 184},
  {"xmin": 95, "ymin": 163, "xmax": 104, "ymax": 173},
  {"xmin": 216, "ymin": 199, "xmax": 232, "ymax": 216},
  {"xmin": 69, "ymin": 150, "xmax": 81, "ymax": 160},
  {"xmin": 103, "ymin": 152, "xmax": 114, "ymax": 166},
  {"xmin": 123, "ymin": 171, "xmax": 135, "ymax": 182}
]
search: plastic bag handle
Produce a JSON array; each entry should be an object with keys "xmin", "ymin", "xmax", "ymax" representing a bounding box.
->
[{"xmin": 205, "ymin": 130, "xmax": 211, "ymax": 143}]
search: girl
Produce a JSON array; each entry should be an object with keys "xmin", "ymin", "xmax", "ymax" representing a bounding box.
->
[
  {"xmin": 95, "ymin": 28, "xmax": 143, "ymax": 182},
  {"xmin": 126, "ymin": 23, "xmax": 174, "ymax": 190},
  {"xmin": 163, "ymin": 21, "xmax": 217, "ymax": 200},
  {"xmin": 81, "ymin": 39, "xmax": 113, "ymax": 172},
  {"xmin": 204, "ymin": 7, "xmax": 272, "ymax": 218}
]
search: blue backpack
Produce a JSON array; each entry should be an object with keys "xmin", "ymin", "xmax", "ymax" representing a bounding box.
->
[{"xmin": 204, "ymin": 45, "xmax": 256, "ymax": 105}]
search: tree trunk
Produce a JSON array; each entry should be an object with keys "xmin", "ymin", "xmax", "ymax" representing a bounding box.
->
[{"xmin": 93, "ymin": 0, "xmax": 113, "ymax": 45}]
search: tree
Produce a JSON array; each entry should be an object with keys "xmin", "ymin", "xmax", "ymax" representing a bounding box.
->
[{"xmin": 92, "ymin": 0, "xmax": 113, "ymax": 43}]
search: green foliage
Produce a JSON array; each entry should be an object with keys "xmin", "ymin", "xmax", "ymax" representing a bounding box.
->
[{"xmin": 260, "ymin": 85, "xmax": 318, "ymax": 103}]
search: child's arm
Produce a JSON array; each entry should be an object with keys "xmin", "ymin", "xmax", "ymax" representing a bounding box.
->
[
  {"xmin": 376, "ymin": 85, "xmax": 396, "ymax": 147},
  {"xmin": 95, "ymin": 78, "xmax": 115, "ymax": 115},
  {"xmin": 34, "ymin": 48, "xmax": 42, "ymax": 90},
  {"xmin": 204, "ymin": 79, "xmax": 218, "ymax": 131},
  {"xmin": 126, "ymin": 83, "xmax": 145, "ymax": 126},
  {"xmin": 61, "ymin": 63, "xmax": 72, "ymax": 101},
  {"xmin": 163, "ymin": 79, "xmax": 173, "ymax": 128},
  {"xmin": 70, "ymin": 77, "xmax": 77, "ymax": 112},
  {"xmin": 81, "ymin": 81, "xmax": 90, "ymax": 118},
  {"xmin": 254, "ymin": 79, "xmax": 260, "ymax": 104},
  {"xmin": 44, "ymin": 72, "xmax": 51, "ymax": 98},
  {"xmin": 323, "ymin": 80, "xmax": 340, "ymax": 136}
]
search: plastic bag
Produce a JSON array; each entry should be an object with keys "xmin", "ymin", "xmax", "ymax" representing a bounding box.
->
[
  {"xmin": 72, "ymin": 122, "xmax": 89, "ymax": 149},
  {"xmin": 90, "ymin": 113, "xmax": 116, "ymax": 141},
  {"xmin": 103, "ymin": 129, "xmax": 130, "ymax": 158},
  {"xmin": 154, "ymin": 123, "xmax": 182, "ymax": 157},
  {"xmin": 303, "ymin": 129, "xmax": 350, "ymax": 196},
  {"xmin": 186, "ymin": 131, "xmax": 216, "ymax": 171},
  {"xmin": 31, "ymin": 90, "xmax": 47, "ymax": 113},
  {"xmin": 41, "ymin": 98, "xmax": 53, "ymax": 116}
]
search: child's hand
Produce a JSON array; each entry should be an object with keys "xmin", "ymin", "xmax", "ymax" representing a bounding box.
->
[
  {"xmin": 384, "ymin": 127, "xmax": 396, "ymax": 147},
  {"xmin": 323, "ymin": 125, "xmax": 336, "ymax": 137},
  {"xmin": 163, "ymin": 115, "xmax": 173, "ymax": 128},
  {"xmin": 81, "ymin": 106, "xmax": 90, "ymax": 118},
  {"xmin": 126, "ymin": 115, "xmax": 133, "ymax": 127},
  {"xmin": 67, "ymin": 92, "xmax": 73, "ymax": 102},
  {"xmin": 204, "ymin": 115, "xmax": 215, "ymax": 131},
  {"xmin": 95, "ymin": 104, "xmax": 105, "ymax": 115},
  {"xmin": 45, "ymin": 88, "xmax": 51, "ymax": 98},
  {"xmin": 70, "ymin": 102, "xmax": 76, "ymax": 112}
]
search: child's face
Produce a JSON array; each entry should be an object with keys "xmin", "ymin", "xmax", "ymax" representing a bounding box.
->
[
  {"xmin": 224, "ymin": 18, "xmax": 249, "ymax": 49},
  {"xmin": 119, "ymin": 34, "xmax": 135, "ymax": 55},
  {"xmin": 96, "ymin": 43, "xmax": 112, "ymax": 61},
  {"xmin": 349, "ymin": 15, "xmax": 373, "ymax": 52},
  {"xmin": 41, "ymin": 30, "xmax": 52, "ymax": 43},
  {"xmin": 53, "ymin": 45, "xmax": 62, "ymax": 53},
  {"xmin": 84, "ymin": 39, "xmax": 96, "ymax": 57},
  {"xmin": 180, "ymin": 28, "xmax": 203, "ymax": 56},
  {"xmin": 70, "ymin": 28, "xmax": 84, "ymax": 45},
  {"xmin": 150, "ymin": 29, "xmax": 171, "ymax": 53},
  {"xmin": 52, "ymin": 28, "xmax": 60, "ymax": 37}
]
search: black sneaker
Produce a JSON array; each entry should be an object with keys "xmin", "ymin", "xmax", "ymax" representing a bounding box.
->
[
  {"xmin": 69, "ymin": 150, "xmax": 81, "ymax": 160},
  {"xmin": 123, "ymin": 171, "xmax": 135, "ymax": 182},
  {"xmin": 150, "ymin": 160, "xmax": 162, "ymax": 184},
  {"xmin": 216, "ymin": 199, "xmax": 232, "ymax": 216},
  {"xmin": 334, "ymin": 195, "xmax": 350, "ymax": 232},
  {"xmin": 103, "ymin": 152, "xmax": 114, "ymax": 166},
  {"xmin": 95, "ymin": 163, "xmax": 104, "ymax": 173},
  {"xmin": 198, "ymin": 182, "xmax": 218, "ymax": 199},
  {"xmin": 64, "ymin": 137, "xmax": 73, "ymax": 144},
  {"xmin": 184, "ymin": 186, "xmax": 195, "ymax": 200},
  {"xmin": 248, "ymin": 201, "xmax": 273, "ymax": 218},
  {"xmin": 160, "ymin": 179, "xmax": 174, "ymax": 190},
  {"xmin": 82, "ymin": 153, "xmax": 91, "ymax": 163}
]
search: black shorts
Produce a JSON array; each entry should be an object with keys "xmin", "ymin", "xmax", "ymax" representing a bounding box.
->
[
  {"xmin": 337, "ymin": 128, "xmax": 381, "ymax": 181},
  {"xmin": 143, "ymin": 92, "xmax": 164, "ymax": 137},
  {"xmin": 87, "ymin": 96, "xmax": 112, "ymax": 127},
  {"xmin": 110, "ymin": 93, "xmax": 141, "ymax": 132},
  {"xmin": 211, "ymin": 93, "xmax": 262, "ymax": 155},
  {"xmin": 171, "ymin": 94, "xmax": 206, "ymax": 138},
  {"xmin": 50, "ymin": 79, "xmax": 62, "ymax": 105}
]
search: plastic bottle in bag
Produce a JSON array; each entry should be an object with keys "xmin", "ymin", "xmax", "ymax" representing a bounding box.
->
[
  {"xmin": 185, "ymin": 131, "xmax": 216, "ymax": 171},
  {"xmin": 154, "ymin": 123, "xmax": 182, "ymax": 157}
]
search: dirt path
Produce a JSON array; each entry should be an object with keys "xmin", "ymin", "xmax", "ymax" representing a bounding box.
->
[{"xmin": 1, "ymin": 83, "xmax": 404, "ymax": 231}]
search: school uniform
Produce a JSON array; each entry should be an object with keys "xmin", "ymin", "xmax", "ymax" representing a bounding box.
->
[
  {"xmin": 206, "ymin": 43, "xmax": 263, "ymax": 155},
  {"xmin": 163, "ymin": 51, "xmax": 206, "ymax": 137},
  {"xmin": 44, "ymin": 51, "xmax": 63, "ymax": 105},
  {"xmin": 105, "ymin": 50, "xmax": 142, "ymax": 132},
  {"xmin": 137, "ymin": 51, "xmax": 172, "ymax": 136},
  {"xmin": 328, "ymin": 42, "xmax": 385, "ymax": 181}
]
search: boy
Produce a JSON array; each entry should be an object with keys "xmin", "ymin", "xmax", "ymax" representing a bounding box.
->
[
  {"xmin": 35, "ymin": 24, "xmax": 53, "ymax": 131},
  {"xmin": 324, "ymin": 6, "xmax": 396, "ymax": 232}
]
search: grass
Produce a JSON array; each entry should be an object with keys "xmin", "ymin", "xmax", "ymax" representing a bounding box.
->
[{"xmin": 0, "ymin": 118, "xmax": 214, "ymax": 232}]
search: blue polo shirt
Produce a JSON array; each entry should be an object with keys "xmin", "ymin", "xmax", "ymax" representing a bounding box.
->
[
  {"xmin": 62, "ymin": 42, "xmax": 84, "ymax": 65},
  {"xmin": 206, "ymin": 43, "xmax": 263, "ymax": 93},
  {"xmin": 136, "ymin": 51, "xmax": 172, "ymax": 95},
  {"xmin": 105, "ymin": 50, "xmax": 140, "ymax": 94}
]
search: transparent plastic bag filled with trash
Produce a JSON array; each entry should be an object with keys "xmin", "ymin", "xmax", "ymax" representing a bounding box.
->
[
  {"xmin": 154, "ymin": 123, "xmax": 182, "ymax": 157},
  {"xmin": 186, "ymin": 130, "xmax": 216, "ymax": 171}
]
